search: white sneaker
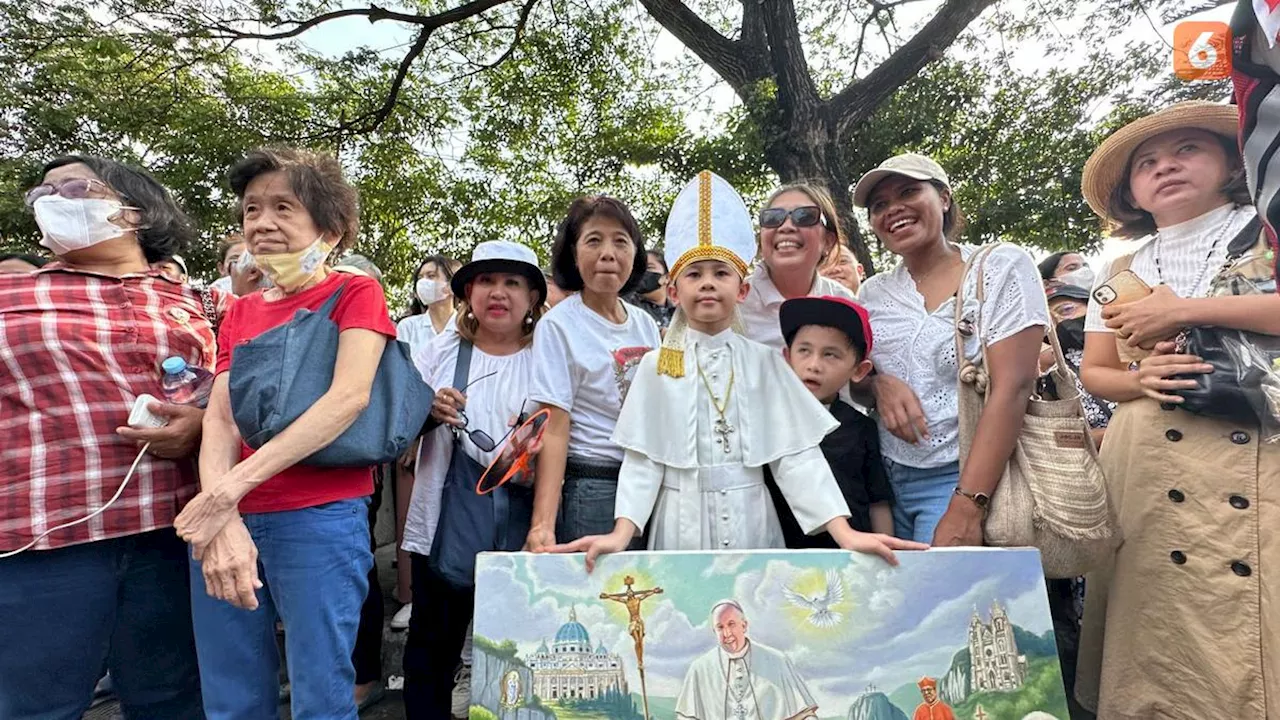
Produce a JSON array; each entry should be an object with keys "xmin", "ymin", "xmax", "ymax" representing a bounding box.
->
[
  {"xmin": 390, "ymin": 603, "xmax": 413, "ymax": 631},
  {"xmin": 451, "ymin": 664, "xmax": 472, "ymax": 719}
]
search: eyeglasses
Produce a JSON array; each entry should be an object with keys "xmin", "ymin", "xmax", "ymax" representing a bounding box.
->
[
  {"xmin": 23, "ymin": 178, "xmax": 111, "ymax": 207},
  {"xmin": 758, "ymin": 206, "xmax": 827, "ymax": 229},
  {"xmin": 453, "ymin": 373, "xmax": 528, "ymax": 452}
]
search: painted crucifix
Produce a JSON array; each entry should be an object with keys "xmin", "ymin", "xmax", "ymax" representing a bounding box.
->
[{"xmin": 601, "ymin": 576, "xmax": 663, "ymax": 719}]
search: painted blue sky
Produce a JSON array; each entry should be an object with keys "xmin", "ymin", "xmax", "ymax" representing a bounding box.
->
[{"xmin": 473, "ymin": 548, "xmax": 1054, "ymax": 713}]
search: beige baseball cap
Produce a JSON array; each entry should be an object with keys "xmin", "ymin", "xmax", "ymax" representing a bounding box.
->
[{"xmin": 852, "ymin": 153, "xmax": 951, "ymax": 208}]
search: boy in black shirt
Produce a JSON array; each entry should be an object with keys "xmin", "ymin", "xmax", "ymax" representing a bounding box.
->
[{"xmin": 765, "ymin": 295, "xmax": 894, "ymax": 546}]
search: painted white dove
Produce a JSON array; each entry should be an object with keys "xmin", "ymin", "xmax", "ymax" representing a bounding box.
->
[{"xmin": 782, "ymin": 569, "xmax": 845, "ymax": 628}]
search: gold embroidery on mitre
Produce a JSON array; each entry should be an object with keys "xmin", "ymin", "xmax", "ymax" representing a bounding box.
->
[
  {"xmin": 670, "ymin": 246, "xmax": 749, "ymax": 280},
  {"xmin": 697, "ymin": 170, "xmax": 713, "ymax": 248}
]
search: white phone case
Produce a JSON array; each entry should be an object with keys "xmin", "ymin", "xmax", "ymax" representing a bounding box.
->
[{"xmin": 128, "ymin": 394, "xmax": 168, "ymax": 429}]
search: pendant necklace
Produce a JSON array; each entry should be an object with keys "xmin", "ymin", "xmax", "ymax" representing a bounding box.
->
[{"xmin": 696, "ymin": 357, "xmax": 736, "ymax": 453}]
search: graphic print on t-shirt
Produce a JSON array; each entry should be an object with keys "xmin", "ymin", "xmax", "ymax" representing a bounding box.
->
[{"xmin": 611, "ymin": 346, "xmax": 650, "ymax": 402}]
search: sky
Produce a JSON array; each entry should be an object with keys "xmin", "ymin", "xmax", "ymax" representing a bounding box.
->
[{"xmin": 473, "ymin": 548, "xmax": 1054, "ymax": 713}]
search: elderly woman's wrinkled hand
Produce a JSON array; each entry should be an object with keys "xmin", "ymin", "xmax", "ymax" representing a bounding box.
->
[
  {"xmin": 175, "ymin": 485, "xmax": 241, "ymax": 552},
  {"xmin": 1102, "ymin": 285, "xmax": 1187, "ymax": 348},
  {"xmin": 199, "ymin": 517, "xmax": 262, "ymax": 610},
  {"xmin": 431, "ymin": 388, "xmax": 466, "ymax": 428}
]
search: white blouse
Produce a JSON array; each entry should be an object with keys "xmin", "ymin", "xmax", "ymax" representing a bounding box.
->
[
  {"xmin": 739, "ymin": 265, "xmax": 855, "ymax": 352},
  {"xmin": 859, "ymin": 244, "xmax": 1049, "ymax": 469},
  {"xmin": 397, "ymin": 311, "xmax": 456, "ymax": 355},
  {"xmin": 400, "ymin": 332, "xmax": 533, "ymax": 557},
  {"xmin": 1084, "ymin": 204, "xmax": 1255, "ymax": 333}
]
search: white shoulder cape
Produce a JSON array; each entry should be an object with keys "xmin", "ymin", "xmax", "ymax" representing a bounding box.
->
[{"xmin": 611, "ymin": 333, "xmax": 837, "ymax": 470}]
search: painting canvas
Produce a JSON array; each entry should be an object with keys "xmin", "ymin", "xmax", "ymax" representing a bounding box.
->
[{"xmin": 471, "ymin": 548, "xmax": 1069, "ymax": 720}]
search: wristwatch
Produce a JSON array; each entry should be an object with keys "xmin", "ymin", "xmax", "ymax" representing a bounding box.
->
[{"xmin": 954, "ymin": 486, "xmax": 991, "ymax": 511}]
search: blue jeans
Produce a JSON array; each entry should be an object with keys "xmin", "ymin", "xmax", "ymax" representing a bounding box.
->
[
  {"xmin": 555, "ymin": 461, "xmax": 644, "ymax": 549},
  {"xmin": 885, "ymin": 460, "xmax": 961, "ymax": 543},
  {"xmin": 0, "ymin": 529, "xmax": 203, "ymax": 720},
  {"xmin": 190, "ymin": 498, "xmax": 372, "ymax": 720}
]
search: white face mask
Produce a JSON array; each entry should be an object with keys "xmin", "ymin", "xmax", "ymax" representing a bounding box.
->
[
  {"xmin": 33, "ymin": 196, "xmax": 136, "ymax": 255},
  {"xmin": 416, "ymin": 278, "xmax": 448, "ymax": 305},
  {"xmin": 1058, "ymin": 266, "xmax": 1095, "ymax": 289}
]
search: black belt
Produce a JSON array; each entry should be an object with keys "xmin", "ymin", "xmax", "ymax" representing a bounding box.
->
[{"xmin": 564, "ymin": 458, "xmax": 622, "ymax": 482}]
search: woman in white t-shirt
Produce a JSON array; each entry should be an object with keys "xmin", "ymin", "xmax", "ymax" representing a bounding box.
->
[
  {"xmin": 400, "ymin": 241, "xmax": 546, "ymax": 719},
  {"xmin": 526, "ymin": 196, "xmax": 660, "ymax": 551},
  {"xmin": 741, "ymin": 182, "xmax": 855, "ymax": 350},
  {"xmin": 852, "ymin": 153, "xmax": 1048, "ymax": 545},
  {"xmin": 1073, "ymin": 101, "xmax": 1279, "ymax": 719}
]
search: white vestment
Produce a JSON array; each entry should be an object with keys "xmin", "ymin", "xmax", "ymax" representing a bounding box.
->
[
  {"xmin": 675, "ymin": 640, "xmax": 819, "ymax": 720},
  {"xmin": 611, "ymin": 328, "xmax": 851, "ymax": 550}
]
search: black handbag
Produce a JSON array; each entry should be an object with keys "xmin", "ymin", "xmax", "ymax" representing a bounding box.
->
[
  {"xmin": 1174, "ymin": 216, "xmax": 1280, "ymax": 425},
  {"xmin": 428, "ymin": 340, "xmax": 532, "ymax": 589}
]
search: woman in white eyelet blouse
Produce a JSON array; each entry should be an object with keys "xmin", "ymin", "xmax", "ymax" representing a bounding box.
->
[{"xmin": 851, "ymin": 153, "xmax": 1049, "ymax": 546}]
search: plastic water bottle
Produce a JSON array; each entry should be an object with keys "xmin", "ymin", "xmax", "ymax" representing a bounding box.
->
[{"xmin": 160, "ymin": 357, "xmax": 214, "ymax": 408}]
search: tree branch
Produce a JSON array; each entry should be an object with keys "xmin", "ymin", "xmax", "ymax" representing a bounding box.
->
[
  {"xmin": 200, "ymin": 0, "xmax": 517, "ymax": 42},
  {"xmin": 635, "ymin": 0, "xmax": 766, "ymax": 96},
  {"xmin": 302, "ymin": 26, "xmax": 432, "ymax": 139},
  {"xmin": 829, "ymin": 0, "xmax": 997, "ymax": 137},
  {"xmin": 741, "ymin": 0, "xmax": 765, "ymax": 49},
  {"xmin": 759, "ymin": 0, "xmax": 820, "ymax": 112}
]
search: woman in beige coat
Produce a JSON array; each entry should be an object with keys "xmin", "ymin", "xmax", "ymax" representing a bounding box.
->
[{"xmin": 1077, "ymin": 100, "xmax": 1280, "ymax": 718}]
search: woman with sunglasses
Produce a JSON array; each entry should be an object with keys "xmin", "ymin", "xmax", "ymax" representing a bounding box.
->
[
  {"xmin": 0, "ymin": 156, "xmax": 217, "ymax": 718},
  {"xmin": 852, "ymin": 153, "xmax": 1047, "ymax": 546},
  {"xmin": 401, "ymin": 240, "xmax": 547, "ymax": 720},
  {"xmin": 740, "ymin": 182, "xmax": 855, "ymax": 349}
]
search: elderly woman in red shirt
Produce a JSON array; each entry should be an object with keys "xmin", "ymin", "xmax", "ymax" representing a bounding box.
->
[
  {"xmin": 0, "ymin": 155, "xmax": 216, "ymax": 719},
  {"xmin": 176, "ymin": 147, "xmax": 397, "ymax": 720}
]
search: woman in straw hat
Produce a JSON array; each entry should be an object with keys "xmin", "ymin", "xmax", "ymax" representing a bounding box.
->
[{"xmin": 1075, "ymin": 100, "xmax": 1279, "ymax": 718}]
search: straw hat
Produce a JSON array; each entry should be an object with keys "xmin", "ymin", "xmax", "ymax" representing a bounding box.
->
[{"xmin": 1081, "ymin": 100, "xmax": 1238, "ymax": 223}]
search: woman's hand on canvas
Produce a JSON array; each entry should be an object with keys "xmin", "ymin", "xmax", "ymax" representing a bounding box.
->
[
  {"xmin": 871, "ymin": 374, "xmax": 930, "ymax": 444},
  {"xmin": 827, "ymin": 519, "xmax": 927, "ymax": 566},
  {"xmin": 1103, "ymin": 285, "xmax": 1187, "ymax": 348},
  {"xmin": 548, "ymin": 524, "xmax": 636, "ymax": 573},
  {"xmin": 931, "ymin": 496, "xmax": 985, "ymax": 547},
  {"xmin": 523, "ymin": 524, "xmax": 557, "ymax": 553},
  {"xmin": 1135, "ymin": 341, "xmax": 1213, "ymax": 404},
  {"xmin": 431, "ymin": 388, "xmax": 466, "ymax": 428}
]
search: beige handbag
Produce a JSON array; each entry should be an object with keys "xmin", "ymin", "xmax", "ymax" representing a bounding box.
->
[{"xmin": 954, "ymin": 244, "xmax": 1118, "ymax": 578}]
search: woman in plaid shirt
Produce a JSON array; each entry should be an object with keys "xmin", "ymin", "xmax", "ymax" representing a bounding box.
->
[{"xmin": 0, "ymin": 156, "xmax": 216, "ymax": 719}]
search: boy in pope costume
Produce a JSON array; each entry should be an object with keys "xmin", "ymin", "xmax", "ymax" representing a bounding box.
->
[{"xmin": 556, "ymin": 171, "xmax": 921, "ymax": 566}]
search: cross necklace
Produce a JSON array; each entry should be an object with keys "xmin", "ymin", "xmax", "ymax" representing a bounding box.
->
[{"xmin": 696, "ymin": 356, "xmax": 736, "ymax": 453}]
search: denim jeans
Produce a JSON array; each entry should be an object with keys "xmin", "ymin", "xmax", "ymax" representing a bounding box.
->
[
  {"xmin": 555, "ymin": 462, "xmax": 644, "ymax": 549},
  {"xmin": 0, "ymin": 529, "xmax": 203, "ymax": 720},
  {"xmin": 190, "ymin": 498, "xmax": 372, "ymax": 720},
  {"xmin": 885, "ymin": 459, "xmax": 961, "ymax": 543}
]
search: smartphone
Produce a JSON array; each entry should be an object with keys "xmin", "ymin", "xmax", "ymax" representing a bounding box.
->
[{"xmin": 1092, "ymin": 270, "xmax": 1152, "ymax": 306}]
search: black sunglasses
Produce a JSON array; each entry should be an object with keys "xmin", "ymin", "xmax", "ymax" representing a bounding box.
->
[
  {"xmin": 758, "ymin": 205, "xmax": 827, "ymax": 229},
  {"xmin": 456, "ymin": 397, "xmax": 529, "ymax": 453}
]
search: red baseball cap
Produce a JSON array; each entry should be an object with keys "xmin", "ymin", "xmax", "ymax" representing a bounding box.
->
[{"xmin": 779, "ymin": 295, "xmax": 873, "ymax": 357}]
